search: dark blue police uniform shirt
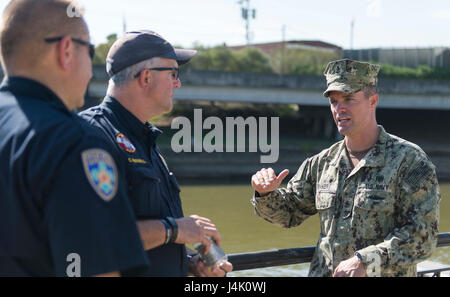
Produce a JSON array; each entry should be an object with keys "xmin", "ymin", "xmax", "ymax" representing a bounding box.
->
[
  {"xmin": 79, "ymin": 96, "xmax": 188, "ymax": 277},
  {"xmin": 0, "ymin": 77, "xmax": 149, "ymax": 276}
]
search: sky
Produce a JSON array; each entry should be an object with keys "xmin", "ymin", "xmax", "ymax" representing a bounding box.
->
[{"xmin": 1, "ymin": 0, "xmax": 450, "ymax": 49}]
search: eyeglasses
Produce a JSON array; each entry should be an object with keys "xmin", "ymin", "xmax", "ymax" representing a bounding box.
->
[
  {"xmin": 44, "ymin": 37, "xmax": 95, "ymax": 60},
  {"xmin": 134, "ymin": 67, "xmax": 180, "ymax": 79}
]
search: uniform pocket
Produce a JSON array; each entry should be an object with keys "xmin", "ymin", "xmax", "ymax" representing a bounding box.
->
[
  {"xmin": 316, "ymin": 191, "xmax": 336, "ymax": 236},
  {"xmin": 128, "ymin": 166, "xmax": 162, "ymax": 218},
  {"xmin": 353, "ymin": 190, "xmax": 393, "ymax": 213},
  {"xmin": 316, "ymin": 192, "xmax": 336, "ymax": 210},
  {"xmin": 129, "ymin": 167, "xmax": 160, "ymax": 184},
  {"xmin": 352, "ymin": 190, "xmax": 394, "ymax": 240}
]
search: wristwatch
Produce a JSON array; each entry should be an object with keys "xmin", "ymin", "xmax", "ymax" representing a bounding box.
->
[{"xmin": 355, "ymin": 251, "xmax": 364, "ymax": 262}]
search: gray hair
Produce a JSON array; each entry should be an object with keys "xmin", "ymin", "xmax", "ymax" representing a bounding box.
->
[{"xmin": 108, "ymin": 57, "xmax": 159, "ymax": 87}]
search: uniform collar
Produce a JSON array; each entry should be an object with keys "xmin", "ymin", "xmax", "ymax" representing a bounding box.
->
[
  {"xmin": 0, "ymin": 76, "xmax": 71, "ymax": 114},
  {"xmin": 329, "ymin": 125, "xmax": 388, "ymax": 173},
  {"xmin": 102, "ymin": 95, "xmax": 162, "ymax": 146},
  {"xmin": 361, "ymin": 125, "xmax": 388, "ymax": 168}
]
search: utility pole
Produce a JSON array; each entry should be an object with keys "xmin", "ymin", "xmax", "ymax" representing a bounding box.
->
[
  {"xmin": 122, "ymin": 14, "xmax": 127, "ymax": 35},
  {"xmin": 238, "ymin": 0, "xmax": 256, "ymax": 46},
  {"xmin": 350, "ymin": 18, "xmax": 355, "ymax": 49},
  {"xmin": 281, "ymin": 25, "xmax": 286, "ymax": 75},
  {"xmin": 350, "ymin": 18, "xmax": 355, "ymax": 59}
]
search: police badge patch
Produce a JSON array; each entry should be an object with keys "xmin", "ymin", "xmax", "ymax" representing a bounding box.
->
[
  {"xmin": 116, "ymin": 133, "xmax": 136, "ymax": 153},
  {"xmin": 81, "ymin": 149, "xmax": 118, "ymax": 202}
]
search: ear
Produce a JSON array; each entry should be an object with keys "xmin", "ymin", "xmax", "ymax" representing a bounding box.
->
[
  {"xmin": 369, "ymin": 93, "xmax": 379, "ymax": 109},
  {"xmin": 57, "ymin": 36, "xmax": 74, "ymax": 71},
  {"xmin": 136, "ymin": 70, "xmax": 153, "ymax": 89}
]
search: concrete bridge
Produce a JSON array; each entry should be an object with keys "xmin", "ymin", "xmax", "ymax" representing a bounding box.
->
[
  {"xmin": 88, "ymin": 65, "xmax": 450, "ymax": 110},
  {"xmin": 87, "ymin": 66, "xmax": 450, "ymax": 181}
]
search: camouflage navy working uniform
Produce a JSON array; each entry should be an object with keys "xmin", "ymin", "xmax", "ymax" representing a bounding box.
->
[{"xmin": 251, "ymin": 59, "xmax": 440, "ymax": 277}]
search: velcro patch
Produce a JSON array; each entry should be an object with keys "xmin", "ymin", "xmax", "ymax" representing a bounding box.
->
[
  {"xmin": 404, "ymin": 161, "xmax": 433, "ymax": 191},
  {"xmin": 81, "ymin": 149, "xmax": 118, "ymax": 202}
]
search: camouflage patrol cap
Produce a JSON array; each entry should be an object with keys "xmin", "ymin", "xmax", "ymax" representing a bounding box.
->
[{"xmin": 323, "ymin": 59, "xmax": 380, "ymax": 97}]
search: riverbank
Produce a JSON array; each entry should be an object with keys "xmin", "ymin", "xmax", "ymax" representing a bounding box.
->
[
  {"xmin": 161, "ymin": 142, "xmax": 450, "ymax": 183},
  {"xmin": 152, "ymin": 102, "xmax": 450, "ymax": 182}
]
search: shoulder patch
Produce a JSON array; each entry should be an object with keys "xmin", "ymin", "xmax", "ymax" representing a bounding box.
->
[
  {"xmin": 404, "ymin": 160, "xmax": 434, "ymax": 192},
  {"xmin": 116, "ymin": 133, "xmax": 136, "ymax": 153},
  {"xmin": 81, "ymin": 149, "xmax": 118, "ymax": 202}
]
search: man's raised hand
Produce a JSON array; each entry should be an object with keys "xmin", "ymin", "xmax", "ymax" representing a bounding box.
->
[{"xmin": 251, "ymin": 168, "xmax": 289, "ymax": 196}]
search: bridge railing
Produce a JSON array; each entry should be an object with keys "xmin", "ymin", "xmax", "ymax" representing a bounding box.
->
[{"xmin": 227, "ymin": 232, "xmax": 450, "ymax": 276}]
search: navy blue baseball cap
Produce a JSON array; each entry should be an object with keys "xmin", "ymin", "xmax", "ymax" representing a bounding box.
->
[{"xmin": 106, "ymin": 30, "xmax": 197, "ymax": 77}]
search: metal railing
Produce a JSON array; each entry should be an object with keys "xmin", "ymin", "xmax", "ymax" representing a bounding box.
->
[{"xmin": 228, "ymin": 232, "xmax": 450, "ymax": 276}]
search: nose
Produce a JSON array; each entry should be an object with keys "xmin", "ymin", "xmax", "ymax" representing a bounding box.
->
[
  {"xmin": 334, "ymin": 102, "xmax": 347, "ymax": 113},
  {"xmin": 174, "ymin": 78, "xmax": 181, "ymax": 88}
]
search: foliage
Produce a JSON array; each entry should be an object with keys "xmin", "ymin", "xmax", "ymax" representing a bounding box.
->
[
  {"xmin": 378, "ymin": 63, "xmax": 450, "ymax": 80},
  {"xmin": 91, "ymin": 33, "xmax": 450, "ymax": 80},
  {"xmin": 184, "ymin": 44, "xmax": 273, "ymax": 73},
  {"xmin": 92, "ymin": 34, "xmax": 117, "ymax": 65},
  {"xmin": 272, "ymin": 48, "xmax": 340, "ymax": 76}
]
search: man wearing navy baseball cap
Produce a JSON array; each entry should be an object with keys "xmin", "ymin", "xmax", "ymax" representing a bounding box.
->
[
  {"xmin": 79, "ymin": 30, "xmax": 233, "ymax": 277},
  {"xmin": 106, "ymin": 30, "xmax": 197, "ymax": 77}
]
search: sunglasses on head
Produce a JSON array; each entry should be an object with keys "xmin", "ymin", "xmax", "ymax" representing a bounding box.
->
[{"xmin": 44, "ymin": 36, "xmax": 95, "ymax": 60}]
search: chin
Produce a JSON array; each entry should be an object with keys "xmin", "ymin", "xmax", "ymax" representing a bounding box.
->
[{"xmin": 337, "ymin": 126, "xmax": 351, "ymax": 136}]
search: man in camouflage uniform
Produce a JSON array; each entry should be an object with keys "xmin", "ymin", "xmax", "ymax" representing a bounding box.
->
[{"xmin": 250, "ymin": 59, "xmax": 440, "ymax": 277}]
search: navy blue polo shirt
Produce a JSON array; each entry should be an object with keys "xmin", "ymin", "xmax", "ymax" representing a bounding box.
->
[
  {"xmin": 0, "ymin": 77, "xmax": 149, "ymax": 276},
  {"xmin": 79, "ymin": 96, "xmax": 188, "ymax": 277}
]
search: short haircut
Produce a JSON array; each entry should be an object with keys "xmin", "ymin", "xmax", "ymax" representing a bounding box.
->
[
  {"xmin": 0, "ymin": 0, "xmax": 88, "ymax": 72},
  {"xmin": 362, "ymin": 85, "xmax": 378, "ymax": 99},
  {"xmin": 109, "ymin": 57, "xmax": 159, "ymax": 87}
]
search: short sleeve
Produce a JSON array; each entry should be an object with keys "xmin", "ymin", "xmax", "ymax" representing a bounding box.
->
[{"xmin": 43, "ymin": 137, "xmax": 149, "ymax": 276}]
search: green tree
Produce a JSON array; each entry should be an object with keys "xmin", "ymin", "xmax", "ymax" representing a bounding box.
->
[
  {"xmin": 185, "ymin": 44, "xmax": 239, "ymax": 71},
  {"xmin": 92, "ymin": 33, "xmax": 117, "ymax": 65},
  {"xmin": 234, "ymin": 47, "xmax": 273, "ymax": 73},
  {"xmin": 378, "ymin": 63, "xmax": 450, "ymax": 80},
  {"xmin": 273, "ymin": 48, "xmax": 341, "ymax": 76},
  {"xmin": 185, "ymin": 45, "xmax": 273, "ymax": 73}
]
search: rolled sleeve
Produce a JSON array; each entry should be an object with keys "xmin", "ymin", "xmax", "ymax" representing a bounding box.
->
[{"xmin": 251, "ymin": 158, "xmax": 318, "ymax": 228}]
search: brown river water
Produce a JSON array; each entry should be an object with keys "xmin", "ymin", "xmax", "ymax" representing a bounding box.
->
[{"xmin": 180, "ymin": 182, "xmax": 450, "ymax": 277}]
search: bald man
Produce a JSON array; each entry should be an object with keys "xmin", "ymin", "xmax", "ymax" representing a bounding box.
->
[{"xmin": 0, "ymin": 0, "xmax": 148, "ymax": 277}]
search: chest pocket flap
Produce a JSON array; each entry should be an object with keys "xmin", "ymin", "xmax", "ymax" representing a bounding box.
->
[
  {"xmin": 316, "ymin": 191, "xmax": 336, "ymax": 210},
  {"xmin": 127, "ymin": 166, "xmax": 163, "ymax": 219},
  {"xmin": 354, "ymin": 189, "xmax": 393, "ymax": 212},
  {"xmin": 128, "ymin": 166, "xmax": 161, "ymax": 184}
]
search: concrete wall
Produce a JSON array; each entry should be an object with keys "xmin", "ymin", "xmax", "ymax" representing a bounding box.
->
[
  {"xmin": 161, "ymin": 145, "xmax": 450, "ymax": 182},
  {"xmin": 90, "ymin": 66, "xmax": 450, "ymax": 95},
  {"xmin": 87, "ymin": 67, "xmax": 450, "ymax": 111}
]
